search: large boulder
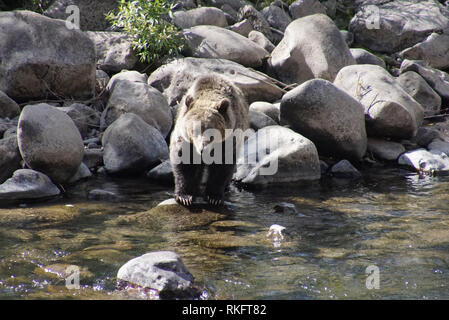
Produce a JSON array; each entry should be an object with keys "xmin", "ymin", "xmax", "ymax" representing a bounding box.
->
[
  {"xmin": 261, "ymin": 4, "xmax": 292, "ymax": 32},
  {"xmin": 0, "ymin": 169, "xmax": 60, "ymax": 202},
  {"xmin": 280, "ymin": 79, "xmax": 367, "ymax": 159},
  {"xmin": 269, "ymin": 14, "xmax": 355, "ymax": 85},
  {"xmin": 182, "ymin": 25, "xmax": 268, "ymax": 68},
  {"xmin": 399, "ymin": 59, "xmax": 449, "ymax": 103},
  {"xmin": 147, "ymin": 57, "xmax": 284, "ymax": 108},
  {"xmin": 17, "ymin": 104, "xmax": 84, "ymax": 184},
  {"xmin": 400, "ymin": 32, "xmax": 449, "ymax": 70},
  {"xmin": 172, "ymin": 7, "xmax": 228, "ymax": 29},
  {"xmin": 0, "ymin": 11, "xmax": 95, "ymax": 102},
  {"xmin": 44, "ymin": 0, "xmax": 118, "ymax": 31},
  {"xmin": 102, "ymin": 113, "xmax": 169, "ymax": 175},
  {"xmin": 289, "ymin": 0, "xmax": 327, "ymax": 19},
  {"xmin": 86, "ymin": 31, "xmax": 138, "ymax": 74},
  {"xmin": 349, "ymin": 0, "xmax": 449, "ymax": 53},
  {"xmin": 396, "ymin": 71, "xmax": 442, "ymax": 117},
  {"xmin": 234, "ymin": 125, "xmax": 321, "ymax": 186},
  {"xmin": 102, "ymin": 79, "xmax": 172, "ymax": 137},
  {"xmin": 117, "ymin": 251, "xmax": 197, "ymax": 299},
  {"xmin": 249, "ymin": 101, "xmax": 280, "ymax": 123},
  {"xmin": 248, "ymin": 30, "xmax": 275, "ymax": 53},
  {"xmin": 0, "ymin": 136, "xmax": 21, "ymax": 184},
  {"xmin": 334, "ymin": 64, "xmax": 424, "ymax": 139},
  {"xmin": 0, "ymin": 91, "xmax": 20, "ymax": 119}
]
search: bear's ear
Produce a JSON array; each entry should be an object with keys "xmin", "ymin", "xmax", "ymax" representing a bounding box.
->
[
  {"xmin": 218, "ymin": 99, "xmax": 230, "ymax": 116},
  {"xmin": 185, "ymin": 95, "xmax": 194, "ymax": 110}
]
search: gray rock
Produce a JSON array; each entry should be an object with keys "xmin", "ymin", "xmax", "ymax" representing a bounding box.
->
[
  {"xmin": 249, "ymin": 101, "xmax": 280, "ymax": 123},
  {"xmin": 341, "ymin": 30, "xmax": 354, "ymax": 47},
  {"xmin": 182, "ymin": 25, "xmax": 268, "ymax": 68},
  {"xmin": 227, "ymin": 19, "xmax": 254, "ymax": 37},
  {"xmin": 248, "ymin": 30, "xmax": 275, "ymax": 53},
  {"xmin": 289, "ymin": 0, "xmax": 327, "ymax": 19},
  {"xmin": 414, "ymin": 127, "xmax": 446, "ymax": 147},
  {"xmin": 18, "ymin": 104, "xmax": 84, "ymax": 184},
  {"xmin": 44, "ymin": 0, "xmax": 118, "ymax": 31},
  {"xmin": 95, "ymin": 70, "xmax": 110, "ymax": 95},
  {"xmin": 234, "ymin": 125, "xmax": 321, "ymax": 186},
  {"xmin": 398, "ymin": 148, "xmax": 449, "ymax": 174},
  {"xmin": 349, "ymin": 0, "xmax": 449, "ymax": 53},
  {"xmin": 87, "ymin": 189, "xmax": 117, "ymax": 200},
  {"xmin": 399, "ymin": 59, "xmax": 449, "ymax": 103},
  {"xmin": 208, "ymin": 0, "xmax": 251, "ymax": 11},
  {"xmin": 249, "ymin": 109, "xmax": 277, "ymax": 131},
  {"xmin": 428, "ymin": 140, "xmax": 449, "ymax": 156},
  {"xmin": 221, "ymin": 4, "xmax": 239, "ymax": 24},
  {"xmin": 0, "ymin": 118, "xmax": 16, "ymax": 138},
  {"xmin": 320, "ymin": 160, "xmax": 329, "ymax": 174},
  {"xmin": 0, "ymin": 169, "xmax": 60, "ymax": 201},
  {"xmin": 83, "ymin": 148, "xmax": 104, "ymax": 170},
  {"xmin": 106, "ymin": 70, "xmax": 148, "ymax": 93},
  {"xmin": 68, "ymin": 163, "xmax": 92, "ymax": 183},
  {"xmin": 102, "ymin": 113, "xmax": 169, "ymax": 174},
  {"xmin": 117, "ymin": 251, "xmax": 195, "ymax": 298},
  {"xmin": 0, "ymin": 91, "xmax": 20, "ymax": 119},
  {"xmin": 334, "ymin": 64, "xmax": 424, "ymax": 139},
  {"xmin": 273, "ymin": 202, "xmax": 298, "ymax": 214},
  {"xmin": 173, "ymin": 7, "xmax": 228, "ymax": 29},
  {"xmin": 102, "ymin": 79, "xmax": 172, "ymax": 137},
  {"xmin": 172, "ymin": 0, "xmax": 196, "ymax": 11},
  {"xmin": 270, "ymin": 14, "xmax": 355, "ymax": 85},
  {"xmin": 330, "ymin": 159, "xmax": 361, "ymax": 178},
  {"xmin": 59, "ymin": 103, "xmax": 101, "ymax": 139},
  {"xmin": 400, "ymin": 32, "xmax": 449, "ymax": 70},
  {"xmin": 238, "ymin": 5, "xmax": 274, "ymax": 42},
  {"xmin": 0, "ymin": 11, "xmax": 95, "ymax": 101},
  {"xmin": 87, "ymin": 31, "xmax": 138, "ymax": 74},
  {"xmin": 350, "ymin": 48, "xmax": 386, "ymax": 68},
  {"xmin": 281, "ymin": 79, "xmax": 367, "ymax": 159},
  {"xmin": 147, "ymin": 57, "xmax": 284, "ymax": 107},
  {"xmin": 396, "ymin": 71, "xmax": 442, "ymax": 117},
  {"xmin": 147, "ymin": 159, "xmax": 174, "ymax": 184},
  {"xmin": 0, "ymin": 136, "xmax": 21, "ymax": 184},
  {"xmin": 261, "ymin": 4, "xmax": 292, "ymax": 32},
  {"xmin": 367, "ymin": 138, "xmax": 405, "ymax": 161}
]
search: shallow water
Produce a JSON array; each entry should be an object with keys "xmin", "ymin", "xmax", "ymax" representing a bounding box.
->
[{"xmin": 1, "ymin": 167, "xmax": 449, "ymax": 300}]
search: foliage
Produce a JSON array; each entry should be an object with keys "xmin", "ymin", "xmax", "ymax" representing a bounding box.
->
[
  {"xmin": 106, "ymin": 0, "xmax": 185, "ymax": 65},
  {"xmin": 3, "ymin": 0, "xmax": 52, "ymax": 12}
]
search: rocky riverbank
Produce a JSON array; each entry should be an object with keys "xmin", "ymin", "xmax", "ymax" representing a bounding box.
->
[{"xmin": 1, "ymin": 0, "xmax": 449, "ymax": 298}]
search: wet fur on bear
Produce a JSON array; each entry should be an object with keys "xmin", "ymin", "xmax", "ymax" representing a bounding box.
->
[{"xmin": 169, "ymin": 75, "xmax": 249, "ymax": 206}]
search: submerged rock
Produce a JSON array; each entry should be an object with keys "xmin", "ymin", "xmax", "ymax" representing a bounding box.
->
[
  {"xmin": 146, "ymin": 160, "xmax": 174, "ymax": 184},
  {"xmin": 330, "ymin": 160, "xmax": 362, "ymax": 178}
]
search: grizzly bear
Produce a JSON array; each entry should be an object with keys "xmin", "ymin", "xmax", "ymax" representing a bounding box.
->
[{"xmin": 169, "ymin": 75, "xmax": 249, "ymax": 206}]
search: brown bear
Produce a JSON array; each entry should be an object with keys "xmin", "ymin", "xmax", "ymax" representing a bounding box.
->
[{"xmin": 169, "ymin": 74, "xmax": 249, "ymax": 206}]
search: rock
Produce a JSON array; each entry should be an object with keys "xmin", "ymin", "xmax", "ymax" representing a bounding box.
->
[
  {"xmin": 172, "ymin": 0, "xmax": 196, "ymax": 11},
  {"xmin": 221, "ymin": 4, "xmax": 239, "ymax": 24},
  {"xmin": 0, "ymin": 91, "xmax": 20, "ymax": 119},
  {"xmin": 68, "ymin": 163, "xmax": 92, "ymax": 183},
  {"xmin": 414, "ymin": 127, "xmax": 446, "ymax": 147},
  {"xmin": 320, "ymin": 160, "xmax": 329, "ymax": 174},
  {"xmin": 341, "ymin": 30, "xmax": 354, "ymax": 47},
  {"xmin": 270, "ymin": 14, "xmax": 355, "ymax": 85},
  {"xmin": 396, "ymin": 71, "xmax": 442, "ymax": 117},
  {"xmin": 249, "ymin": 109, "xmax": 277, "ymax": 131},
  {"xmin": 249, "ymin": 101, "xmax": 280, "ymax": 123},
  {"xmin": 261, "ymin": 4, "xmax": 292, "ymax": 32},
  {"xmin": 172, "ymin": 7, "xmax": 228, "ymax": 29},
  {"xmin": 59, "ymin": 103, "xmax": 101, "ymax": 139},
  {"xmin": 86, "ymin": 31, "xmax": 138, "ymax": 74},
  {"xmin": 367, "ymin": 138, "xmax": 405, "ymax": 161},
  {"xmin": 238, "ymin": 5, "xmax": 274, "ymax": 42},
  {"xmin": 428, "ymin": 140, "xmax": 449, "ymax": 156},
  {"xmin": 95, "ymin": 70, "xmax": 110, "ymax": 95},
  {"xmin": 273, "ymin": 202, "xmax": 298, "ymax": 214},
  {"xmin": 102, "ymin": 113, "xmax": 169, "ymax": 175},
  {"xmin": 349, "ymin": 0, "xmax": 449, "ymax": 53},
  {"xmin": 281, "ymin": 79, "xmax": 367, "ymax": 159},
  {"xmin": 102, "ymin": 79, "xmax": 172, "ymax": 137},
  {"xmin": 227, "ymin": 19, "xmax": 253, "ymax": 37},
  {"xmin": 400, "ymin": 32, "xmax": 449, "ymax": 70},
  {"xmin": 0, "ymin": 169, "xmax": 60, "ymax": 201},
  {"xmin": 147, "ymin": 159, "xmax": 174, "ymax": 184},
  {"xmin": 18, "ymin": 104, "xmax": 84, "ymax": 184},
  {"xmin": 0, "ymin": 11, "xmax": 95, "ymax": 102},
  {"xmin": 117, "ymin": 251, "xmax": 197, "ymax": 299},
  {"xmin": 399, "ymin": 59, "xmax": 449, "ymax": 103},
  {"xmin": 147, "ymin": 57, "xmax": 283, "ymax": 107},
  {"xmin": 83, "ymin": 149, "xmax": 104, "ymax": 170},
  {"xmin": 289, "ymin": 0, "xmax": 327, "ymax": 19},
  {"xmin": 87, "ymin": 189, "xmax": 117, "ymax": 200},
  {"xmin": 248, "ymin": 30, "xmax": 275, "ymax": 53},
  {"xmin": 334, "ymin": 64, "xmax": 424, "ymax": 139},
  {"xmin": 182, "ymin": 25, "xmax": 268, "ymax": 68},
  {"xmin": 398, "ymin": 148, "xmax": 449, "ymax": 174},
  {"xmin": 234, "ymin": 125, "xmax": 321, "ymax": 186},
  {"xmin": 350, "ymin": 48, "xmax": 386, "ymax": 68},
  {"xmin": 0, "ymin": 118, "xmax": 16, "ymax": 138},
  {"xmin": 107, "ymin": 70, "xmax": 148, "ymax": 92},
  {"xmin": 208, "ymin": 0, "xmax": 250, "ymax": 11},
  {"xmin": 44, "ymin": 0, "xmax": 118, "ymax": 31},
  {"xmin": 330, "ymin": 159, "xmax": 361, "ymax": 178},
  {"xmin": 0, "ymin": 136, "xmax": 21, "ymax": 184}
]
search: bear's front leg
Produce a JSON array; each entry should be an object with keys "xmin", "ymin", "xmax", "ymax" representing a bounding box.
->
[
  {"xmin": 205, "ymin": 163, "xmax": 235, "ymax": 206},
  {"xmin": 173, "ymin": 163, "xmax": 203, "ymax": 206}
]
